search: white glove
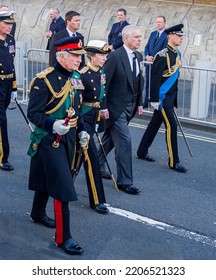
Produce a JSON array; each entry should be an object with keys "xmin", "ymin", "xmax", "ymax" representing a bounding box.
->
[
  {"xmin": 11, "ymin": 91, "xmax": 17, "ymax": 101},
  {"xmin": 95, "ymin": 124, "xmax": 99, "ymax": 133},
  {"xmin": 53, "ymin": 120, "xmax": 70, "ymax": 135},
  {"xmin": 150, "ymin": 102, "xmax": 160, "ymax": 110},
  {"xmin": 78, "ymin": 131, "xmax": 90, "ymax": 148}
]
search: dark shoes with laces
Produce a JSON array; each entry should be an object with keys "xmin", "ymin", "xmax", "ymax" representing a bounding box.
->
[
  {"xmin": 117, "ymin": 184, "xmax": 141, "ymax": 195},
  {"xmin": 137, "ymin": 153, "xmax": 155, "ymax": 162},
  {"xmin": 57, "ymin": 238, "xmax": 83, "ymax": 255},
  {"xmin": 91, "ymin": 203, "xmax": 109, "ymax": 214},
  {"xmin": 0, "ymin": 162, "xmax": 14, "ymax": 171},
  {"xmin": 30, "ymin": 215, "xmax": 56, "ymax": 228},
  {"xmin": 171, "ymin": 162, "xmax": 187, "ymax": 173}
]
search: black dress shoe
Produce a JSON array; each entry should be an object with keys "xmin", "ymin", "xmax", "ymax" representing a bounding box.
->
[
  {"xmin": 171, "ymin": 162, "xmax": 187, "ymax": 173},
  {"xmin": 137, "ymin": 153, "xmax": 155, "ymax": 162},
  {"xmin": 117, "ymin": 184, "xmax": 141, "ymax": 195},
  {"xmin": 93, "ymin": 204, "xmax": 109, "ymax": 214},
  {"xmin": 30, "ymin": 215, "xmax": 56, "ymax": 228},
  {"xmin": 0, "ymin": 162, "xmax": 14, "ymax": 171},
  {"xmin": 101, "ymin": 171, "xmax": 112, "ymax": 180},
  {"xmin": 57, "ymin": 238, "xmax": 83, "ymax": 255}
]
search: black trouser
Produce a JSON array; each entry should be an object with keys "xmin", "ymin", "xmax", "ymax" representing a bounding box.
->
[
  {"xmin": 137, "ymin": 108, "xmax": 179, "ymax": 168},
  {"xmin": 31, "ymin": 191, "xmax": 71, "ymax": 245},
  {"xmin": 0, "ymin": 79, "xmax": 12, "ymax": 164}
]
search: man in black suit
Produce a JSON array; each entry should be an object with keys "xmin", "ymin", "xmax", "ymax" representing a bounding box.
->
[
  {"xmin": 98, "ymin": 25, "xmax": 144, "ymax": 195},
  {"xmin": 45, "ymin": 7, "xmax": 65, "ymax": 50},
  {"xmin": 49, "ymin": 10, "xmax": 85, "ymax": 68},
  {"xmin": 108, "ymin": 8, "xmax": 129, "ymax": 51}
]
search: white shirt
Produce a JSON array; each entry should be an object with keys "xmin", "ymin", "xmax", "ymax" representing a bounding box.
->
[{"xmin": 123, "ymin": 44, "xmax": 139, "ymax": 76}]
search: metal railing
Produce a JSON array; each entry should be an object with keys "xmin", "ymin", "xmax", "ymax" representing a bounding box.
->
[{"xmin": 14, "ymin": 47, "xmax": 216, "ymax": 128}]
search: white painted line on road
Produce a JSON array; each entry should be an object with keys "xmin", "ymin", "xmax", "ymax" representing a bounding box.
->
[
  {"xmin": 108, "ymin": 206, "xmax": 216, "ymax": 248},
  {"xmin": 130, "ymin": 122, "xmax": 216, "ymax": 143}
]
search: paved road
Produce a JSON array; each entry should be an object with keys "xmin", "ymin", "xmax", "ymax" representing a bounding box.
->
[{"xmin": 0, "ymin": 102, "xmax": 216, "ymax": 260}]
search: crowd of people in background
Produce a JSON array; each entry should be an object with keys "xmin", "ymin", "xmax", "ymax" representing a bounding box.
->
[{"xmin": 0, "ymin": 4, "xmax": 188, "ymax": 255}]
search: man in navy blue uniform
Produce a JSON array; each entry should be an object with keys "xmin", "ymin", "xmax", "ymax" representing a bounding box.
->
[
  {"xmin": 0, "ymin": 10, "xmax": 17, "ymax": 171},
  {"xmin": 137, "ymin": 24, "xmax": 188, "ymax": 173},
  {"xmin": 108, "ymin": 8, "xmax": 129, "ymax": 51},
  {"xmin": 143, "ymin": 16, "xmax": 167, "ymax": 108},
  {"xmin": 45, "ymin": 7, "xmax": 65, "ymax": 50}
]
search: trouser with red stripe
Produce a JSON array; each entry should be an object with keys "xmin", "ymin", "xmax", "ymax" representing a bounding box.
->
[{"xmin": 54, "ymin": 199, "xmax": 72, "ymax": 245}]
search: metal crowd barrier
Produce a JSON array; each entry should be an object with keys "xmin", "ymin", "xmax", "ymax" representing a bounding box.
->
[{"xmin": 14, "ymin": 47, "xmax": 216, "ymax": 128}]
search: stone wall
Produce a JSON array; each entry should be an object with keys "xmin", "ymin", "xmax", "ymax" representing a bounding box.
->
[{"xmin": 5, "ymin": 0, "xmax": 216, "ymax": 67}]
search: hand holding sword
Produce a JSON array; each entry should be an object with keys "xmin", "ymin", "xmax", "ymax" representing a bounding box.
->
[{"xmin": 52, "ymin": 107, "xmax": 75, "ymax": 148}]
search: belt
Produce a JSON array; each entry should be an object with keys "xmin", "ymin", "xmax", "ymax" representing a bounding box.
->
[
  {"xmin": 69, "ymin": 117, "xmax": 78, "ymax": 128},
  {"xmin": 82, "ymin": 101, "xmax": 101, "ymax": 108},
  {"xmin": 0, "ymin": 73, "xmax": 14, "ymax": 79}
]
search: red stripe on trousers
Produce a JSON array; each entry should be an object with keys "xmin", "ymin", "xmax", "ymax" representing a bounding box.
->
[{"xmin": 54, "ymin": 199, "xmax": 63, "ymax": 245}]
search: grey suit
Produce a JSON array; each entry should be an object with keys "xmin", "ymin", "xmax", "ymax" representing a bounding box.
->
[{"xmin": 98, "ymin": 46, "xmax": 144, "ymax": 185}]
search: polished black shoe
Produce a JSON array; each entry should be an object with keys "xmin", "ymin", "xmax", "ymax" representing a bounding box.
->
[
  {"xmin": 137, "ymin": 153, "xmax": 155, "ymax": 162},
  {"xmin": 30, "ymin": 215, "xmax": 56, "ymax": 228},
  {"xmin": 171, "ymin": 162, "xmax": 187, "ymax": 173},
  {"xmin": 0, "ymin": 162, "xmax": 14, "ymax": 171},
  {"xmin": 93, "ymin": 204, "xmax": 109, "ymax": 214},
  {"xmin": 117, "ymin": 184, "xmax": 141, "ymax": 195},
  {"xmin": 57, "ymin": 238, "xmax": 83, "ymax": 255},
  {"xmin": 101, "ymin": 171, "xmax": 112, "ymax": 180}
]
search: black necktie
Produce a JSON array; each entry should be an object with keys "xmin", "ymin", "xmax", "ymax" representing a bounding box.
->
[
  {"xmin": 72, "ymin": 33, "xmax": 76, "ymax": 37},
  {"xmin": 132, "ymin": 52, "xmax": 137, "ymax": 81},
  {"xmin": 154, "ymin": 32, "xmax": 159, "ymax": 45}
]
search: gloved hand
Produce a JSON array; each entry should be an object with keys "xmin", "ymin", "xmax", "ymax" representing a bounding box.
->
[
  {"xmin": 78, "ymin": 131, "xmax": 90, "ymax": 148},
  {"xmin": 95, "ymin": 123, "xmax": 99, "ymax": 133},
  {"xmin": 150, "ymin": 102, "xmax": 160, "ymax": 110},
  {"xmin": 53, "ymin": 120, "xmax": 70, "ymax": 135},
  {"xmin": 11, "ymin": 91, "xmax": 17, "ymax": 101}
]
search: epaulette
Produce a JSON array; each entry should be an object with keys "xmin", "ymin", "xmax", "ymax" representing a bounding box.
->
[
  {"xmin": 7, "ymin": 33, "xmax": 14, "ymax": 39},
  {"xmin": 78, "ymin": 66, "xmax": 89, "ymax": 74},
  {"xmin": 36, "ymin": 67, "xmax": 54, "ymax": 79},
  {"xmin": 157, "ymin": 48, "xmax": 168, "ymax": 57}
]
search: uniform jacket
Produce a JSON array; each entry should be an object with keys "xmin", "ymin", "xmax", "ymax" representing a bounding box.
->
[
  {"xmin": 0, "ymin": 34, "xmax": 17, "ymax": 93},
  {"xmin": 49, "ymin": 29, "xmax": 85, "ymax": 68},
  {"xmin": 100, "ymin": 46, "xmax": 144, "ymax": 130},
  {"xmin": 150, "ymin": 44, "xmax": 180, "ymax": 108},
  {"xmin": 108, "ymin": 20, "xmax": 129, "ymax": 50},
  {"xmin": 144, "ymin": 30, "xmax": 167, "ymax": 58},
  {"xmin": 46, "ymin": 16, "xmax": 66, "ymax": 50},
  {"xmin": 27, "ymin": 63, "xmax": 85, "ymax": 201}
]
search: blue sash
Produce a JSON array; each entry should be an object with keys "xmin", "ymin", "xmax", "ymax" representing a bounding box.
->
[{"xmin": 159, "ymin": 50, "xmax": 181, "ymax": 110}]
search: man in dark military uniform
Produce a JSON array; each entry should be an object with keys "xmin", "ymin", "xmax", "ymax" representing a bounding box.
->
[
  {"xmin": 137, "ymin": 24, "xmax": 188, "ymax": 173},
  {"xmin": 0, "ymin": 11, "xmax": 17, "ymax": 171},
  {"xmin": 78, "ymin": 40, "xmax": 111, "ymax": 214},
  {"xmin": 27, "ymin": 36, "xmax": 90, "ymax": 255}
]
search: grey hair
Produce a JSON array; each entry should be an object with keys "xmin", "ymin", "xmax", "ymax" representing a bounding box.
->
[
  {"xmin": 56, "ymin": 51, "xmax": 68, "ymax": 61},
  {"xmin": 122, "ymin": 25, "xmax": 141, "ymax": 41}
]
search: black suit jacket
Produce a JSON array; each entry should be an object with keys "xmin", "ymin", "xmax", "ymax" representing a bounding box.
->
[
  {"xmin": 108, "ymin": 20, "xmax": 129, "ymax": 50},
  {"xmin": 46, "ymin": 16, "xmax": 66, "ymax": 50},
  {"xmin": 48, "ymin": 29, "xmax": 85, "ymax": 68},
  {"xmin": 100, "ymin": 46, "xmax": 144, "ymax": 131}
]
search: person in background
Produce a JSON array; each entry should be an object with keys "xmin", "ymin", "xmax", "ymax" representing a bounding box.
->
[
  {"xmin": 108, "ymin": 8, "xmax": 129, "ymax": 51},
  {"xmin": 49, "ymin": 10, "xmax": 85, "ymax": 68},
  {"xmin": 0, "ymin": 10, "xmax": 17, "ymax": 171},
  {"xmin": 27, "ymin": 36, "xmax": 89, "ymax": 255},
  {"xmin": 0, "ymin": 4, "xmax": 16, "ymax": 36},
  {"xmin": 137, "ymin": 24, "xmax": 187, "ymax": 173},
  {"xmin": 45, "ymin": 7, "xmax": 65, "ymax": 50},
  {"xmin": 78, "ymin": 40, "xmax": 110, "ymax": 214},
  {"xmin": 98, "ymin": 25, "xmax": 144, "ymax": 195},
  {"xmin": 143, "ymin": 16, "xmax": 167, "ymax": 108}
]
